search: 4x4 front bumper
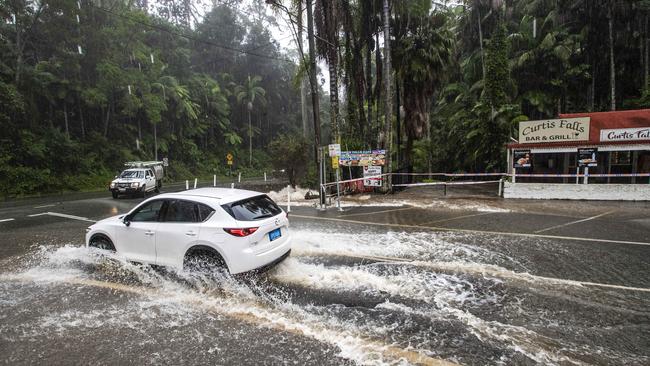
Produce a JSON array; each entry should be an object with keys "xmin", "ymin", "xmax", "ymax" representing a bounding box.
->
[{"xmin": 110, "ymin": 186, "xmax": 145, "ymax": 195}]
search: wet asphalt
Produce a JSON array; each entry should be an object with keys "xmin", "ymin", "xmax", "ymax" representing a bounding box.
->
[{"xmin": 0, "ymin": 186, "xmax": 649, "ymax": 365}]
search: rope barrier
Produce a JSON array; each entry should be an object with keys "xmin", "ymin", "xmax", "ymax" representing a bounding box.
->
[{"xmin": 392, "ymin": 180, "xmax": 500, "ymax": 187}]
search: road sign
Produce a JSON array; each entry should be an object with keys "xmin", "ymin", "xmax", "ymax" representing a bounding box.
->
[
  {"xmin": 226, "ymin": 153, "xmax": 233, "ymax": 165},
  {"xmin": 162, "ymin": 157, "xmax": 169, "ymax": 167},
  {"xmin": 363, "ymin": 166, "xmax": 382, "ymax": 187},
  {"xmin": 331, "ymin": 156, "xmax": 339, "ymax": 169},
  {"xmin": 328, "ymin": 144, "xmax": 341, "ymax": 157}
]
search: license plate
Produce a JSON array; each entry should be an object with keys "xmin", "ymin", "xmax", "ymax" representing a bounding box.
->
[
  {"xmin": 119, "ymin": 188, "xmax": 126, "ymax": 192},
  {"xmin": 268, "ymin": 228, "xmax": 281, "ymax": 242}
]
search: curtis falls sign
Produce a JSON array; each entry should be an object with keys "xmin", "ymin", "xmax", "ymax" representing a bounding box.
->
[{"xmin": 518, "ymin": 117, "xmax": 590, "ymax": 143}]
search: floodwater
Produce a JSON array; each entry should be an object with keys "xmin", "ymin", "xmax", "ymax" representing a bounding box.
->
[{"xmin": 1, "ymin": 222, "xmax": 649, "ymax": 365}]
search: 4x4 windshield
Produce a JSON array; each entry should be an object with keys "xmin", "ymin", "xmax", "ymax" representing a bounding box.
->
[
  {"xmin": 119, "ymin": 170, "xmax": 144, "ymax": 179},
  {"xmin": 221, "ymin": 195, "xmax": 282, "ymax": 221}
]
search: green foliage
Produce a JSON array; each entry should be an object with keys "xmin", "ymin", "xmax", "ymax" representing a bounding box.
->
[
  {"xmin": 0, "ymin": 0, "xmax": 300, "ymax": 197},
  {"xmin": 484, "ymin": 24, "xmax": 509, "ymax": 108},
  {"xmin": 267, "ymin": 132, "xmax": 309, "ymax": 188}
]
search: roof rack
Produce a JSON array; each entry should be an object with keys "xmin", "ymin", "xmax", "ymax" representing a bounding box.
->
[{"xmin": 124, "ymin": 161, "xmax": 163, "ymax": 168}]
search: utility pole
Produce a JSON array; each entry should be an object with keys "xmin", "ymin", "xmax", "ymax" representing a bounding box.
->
[
  {"xmin": 382, "ymin": 0, "xmax": 392, "ymax": 191},
  {"xmin": 306, "ymin": 0, "xmax": 321, "ymax": 165}
]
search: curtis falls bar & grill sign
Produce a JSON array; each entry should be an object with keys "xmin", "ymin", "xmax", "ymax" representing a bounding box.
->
[{"xmin": 518, "ymin": 117, "xmax": 590, "ymax": 143}]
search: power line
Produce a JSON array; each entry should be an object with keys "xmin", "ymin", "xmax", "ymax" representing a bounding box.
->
[{"xmin": 88, "ymin": 3, "xmax": 295, "ymax": 64}]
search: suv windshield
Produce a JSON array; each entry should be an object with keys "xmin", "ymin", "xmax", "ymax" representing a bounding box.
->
[
  {"xmin": 221, "ymin": 195, "xmax": 282, "ymax": 221},
  {"xmin": 119, "ymin": 170, "xmax": 144, "ymax": 179}
]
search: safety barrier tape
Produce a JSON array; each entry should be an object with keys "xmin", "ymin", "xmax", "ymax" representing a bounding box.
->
[
  {"xmin": 392, "ymin": 180, "xmax": 500, "ymax": 187},
  {"xmin": 391, "ymin": 173, "xmax": 508, "ymax": 177},
  {"xmin": 320, "ymin": 172, "xmax": 650, "ymax": 188},
  {"xmin": 515, "ymin": 173, "xmax": 650, "ymax": 178}
]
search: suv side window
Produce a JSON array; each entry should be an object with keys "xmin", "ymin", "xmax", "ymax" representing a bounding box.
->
[
  {"xmin": 130, "ymin": 200, "xmax": 165, "ymax": 222},
  {"xmin": 197, "ymin": 203, "xmax": 216, "ymax": 222},
  {"xmin": 163, "ymin": 200, "xmax": 199, "ymax": 223}
]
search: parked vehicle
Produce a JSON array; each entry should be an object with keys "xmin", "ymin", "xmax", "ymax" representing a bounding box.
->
[
  {"xmin": 86, "ymin": 188, "xmax": 291, "ymax": 274},
  {"xmin": 109, "ymin": 161, "xmax": 164, "ymax": 198}
]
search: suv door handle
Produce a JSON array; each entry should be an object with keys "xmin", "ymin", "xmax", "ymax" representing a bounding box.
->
[
  {"xmin": 144, "ymin": 231, "xmax": 155, "ymax": 236},
  {"xmin": 185, "ymin": 231, "xmax": 197, "ymax": 237}
]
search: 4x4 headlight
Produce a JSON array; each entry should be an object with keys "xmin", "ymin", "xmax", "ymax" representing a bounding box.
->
[
  {"xmin": 131, "ymin": 182, "xmax": 140, "ymax": 188},
  {"xmin": 110, "ymin": 182, "xmax": 116, "ymax": 188}
]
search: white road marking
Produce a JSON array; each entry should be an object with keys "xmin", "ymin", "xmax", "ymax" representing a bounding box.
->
[
  {"xmin": 0, "ymin": 218, "xmax": 15, "ymax": 223},
  {"xmin": 33, "ymin": 204, "xmax": 56, "ymax": 209},
  {"xmin": 534, "ymin": 210, "xmax": 617, "ymax": 234},
  {"xmin": 27, "ymin": 212, "xmax": 95, "ymax": 223},
  {"xmin": 338, "ymin": 206, "xmax": 415, "ymax": 218},
  {"xmin": 291, "ymin": 214, "xmax": 650, "ymax": 247}
]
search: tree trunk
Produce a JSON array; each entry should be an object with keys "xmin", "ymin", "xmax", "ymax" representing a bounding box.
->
[
  {"xmin": 646, "ymin": 14, "xmax": 649, "ymax": 89},
  {"xmin": 153, "ymin": 122, "xmax": 158, "ymax": 161},
  {"xmin": 298, "ymin": 2, "xmax": 309, "ymax": 138},
  {"xmin": 382, "ymin": 0, "xmax": 392, "ymax": 189},
  {"xmin": 365, "ymin": 36, "xmax": 373, "ymax": 142},
  {"xmin": 306, "ymin": 0, "xmax": 322, "ymax": 166},
  {"xmin": 608, "ymin": 9, "xmax": 616, "ymax": 111},
  {"xmin": 248, "ymin": 109, "xmax": 252, "ymax": 166},
  {"xmin": 643, "ymin": 14, "xmax": 650, "ymax": 89},
  {"xmin": 477, "ymin": 7, "xmax": 486, "ymax": 80},
  {"xmin": 78, "ymin": 95, "xmax": 85, "ymax": 139},
  {"xmin": 63, "ymin": 103, "xmax": 69, "ymax": 138},
  {"xmin": 590, "ymin": 61, "xmax": 596, "ymax": 111},
  {"xmin": 103, "ymin": 104, "xmax": 111, "ymax": 137},
  {"xmin": 328, "ymin": 59, "xmax": 339, "ymax": 143}
]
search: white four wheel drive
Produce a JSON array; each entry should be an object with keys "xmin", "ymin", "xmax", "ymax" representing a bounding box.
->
[
  {"xmin": 86, "ymin": 188, "xmax": 292, "ymax": 274},
  {"xmin": 110, "ymin": 161, "xmax": 164, "ymax": 198}
]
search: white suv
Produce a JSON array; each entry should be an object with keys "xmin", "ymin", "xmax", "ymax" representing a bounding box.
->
[{"xmin": 86, "ymin": 188, "xmax": 291, "ymax": 274}]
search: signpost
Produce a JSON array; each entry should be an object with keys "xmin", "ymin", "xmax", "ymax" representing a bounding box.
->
[
  {"xmin": 328, "ymin": 143, "xmax": 341, "ymax": 157},
  {"xmin": 226, "ymin": 153, "xmax": 233, "ymax": 174},
  {"xmin": 578, "ymin": 148, "xmax": 597, "ymax": 184},
  {"xmin": 162, "ymin": 157, "xmax": 169, "ymax": 167},
  {"xmin": 363, "ymin": 166, "xmax": 383, "ymax": 187},
  {"xmin": 328, "ymin": 144, "xmax": 342, "ymax": 211}
]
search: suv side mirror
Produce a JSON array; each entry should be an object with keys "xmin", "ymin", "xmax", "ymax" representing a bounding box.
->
[{"xmin": 123, "ymin": 215, "xmax": 131, "ymax": 227}]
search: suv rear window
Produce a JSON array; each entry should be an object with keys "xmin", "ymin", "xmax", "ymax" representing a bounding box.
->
[{"xmin": 221, "ymin": 195, "xmax": 282, "ymax": 221}]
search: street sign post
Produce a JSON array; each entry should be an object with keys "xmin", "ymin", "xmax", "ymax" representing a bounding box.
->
[{"xmin": 226, "ymin": 153, "xmax": 233, "ymax": 174}]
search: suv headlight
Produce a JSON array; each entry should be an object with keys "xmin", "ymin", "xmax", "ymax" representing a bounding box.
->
[
  {"xmin": 110, "ymin": 182, "xmax": 116, "ymax": 188},
  {"xmin": 131, "ymin": 182, "xmax": 140, "ymax": 188}
]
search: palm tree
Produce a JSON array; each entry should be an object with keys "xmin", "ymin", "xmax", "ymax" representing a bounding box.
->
[
  {"xmin": 314, "ymin": 0, "xmax": 341, "ymax": 143},
  {"xmin": 393, "ymin": 9, "xmax": 453, "ymax": 168},
  {"xmin": 235, "ymin": 75, "xmax": 266, "ymax": 165}
]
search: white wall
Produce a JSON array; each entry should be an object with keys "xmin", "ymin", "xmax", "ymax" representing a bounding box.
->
[{"xmin": 504, "ymin": 182, "xmax": 650, "ymax": 201}]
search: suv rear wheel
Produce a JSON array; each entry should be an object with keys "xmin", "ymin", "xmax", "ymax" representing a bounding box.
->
[{"xmin": 183, "ymin": 247, "xmax": 227, "ymax": 273}]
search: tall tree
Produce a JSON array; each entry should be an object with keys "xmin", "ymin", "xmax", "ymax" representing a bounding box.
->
[{"xmin": 235, "ymin": 75, "xmax": 266, "ymax": 166}]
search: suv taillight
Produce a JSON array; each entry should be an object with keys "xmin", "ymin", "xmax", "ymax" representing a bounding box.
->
[{"xmin": 224, "ymin": 227, "xmax": 258, "ymax": 237}]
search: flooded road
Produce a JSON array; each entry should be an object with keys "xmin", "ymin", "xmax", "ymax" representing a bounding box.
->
[{"xmin": 1, "ymin": 194, "xmax": 649, "ymax": 365}]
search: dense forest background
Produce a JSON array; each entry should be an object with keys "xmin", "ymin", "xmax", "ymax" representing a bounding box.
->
[{"xmin": 1, "ymin": 0, "xmax": 649, "ymax": 197}]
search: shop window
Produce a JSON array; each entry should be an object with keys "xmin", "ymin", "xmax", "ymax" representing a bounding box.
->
[
  {"xmin": 611, "ymin": 151, "xmax": 631, "ymax": 165},
  {"xmin": 568, "ymin": 154, "xmax": 576, "ymax": 168}
]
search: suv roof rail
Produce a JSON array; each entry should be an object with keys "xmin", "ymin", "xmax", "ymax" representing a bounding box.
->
[{"xmin": 124, "ymin": 161, "xmax": 164, "ymax": 168}]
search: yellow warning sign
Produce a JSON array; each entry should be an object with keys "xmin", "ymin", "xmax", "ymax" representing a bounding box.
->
[
  {"xmin": 331, "ymin": 156, "xmax": 339, "ymax": 169},
  {"xmin": 226, "ymin": 153, "xmax": 233, "ymax": 161}
]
